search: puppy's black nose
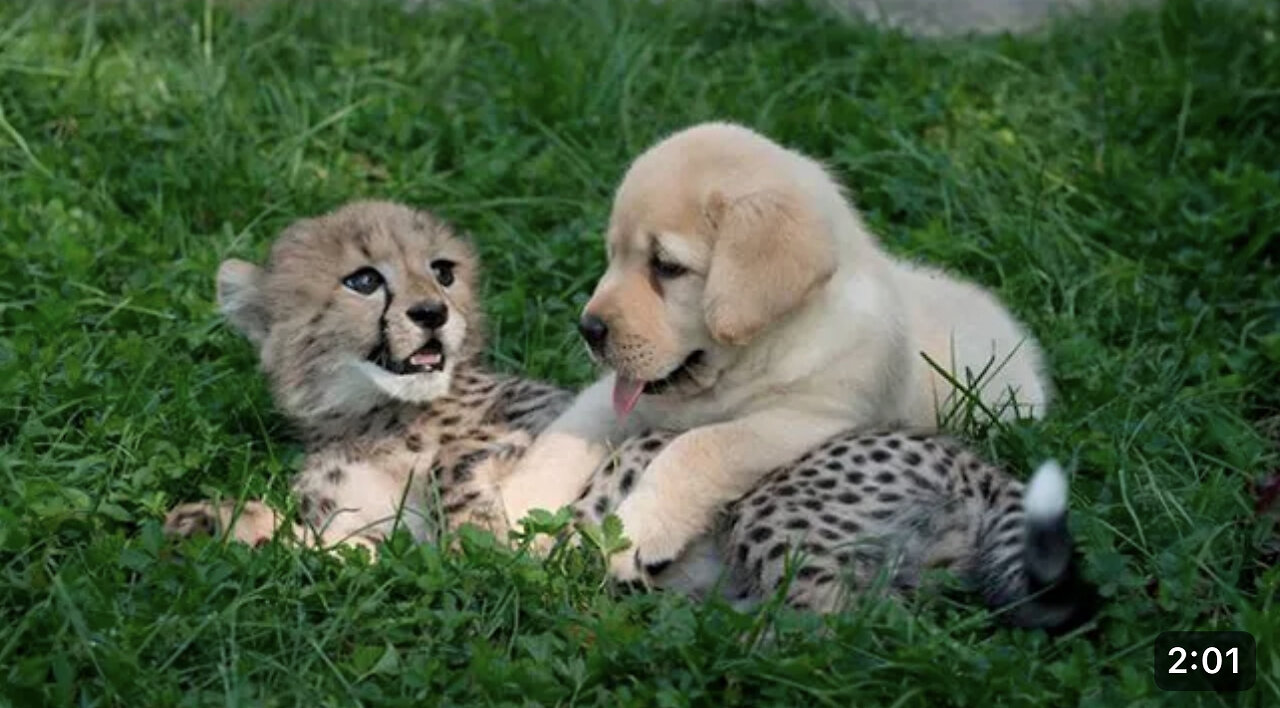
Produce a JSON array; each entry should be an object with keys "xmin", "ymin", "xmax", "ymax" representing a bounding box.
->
[
  {"xmin": 407, "ymin": 301, "xmax": 448, "ymax": 329},
  {"xmin": 578, "ymin": 314, "xmax": 608, "ymax": 351}
]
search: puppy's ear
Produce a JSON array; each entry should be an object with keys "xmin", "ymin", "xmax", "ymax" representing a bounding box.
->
[
  {"xmin": 216, "ymin": 259, "xmax": 270, "ymax": 345},
  {"xmin": 701, "ymin": 189, "xmax": 836, "ymax": 346}
]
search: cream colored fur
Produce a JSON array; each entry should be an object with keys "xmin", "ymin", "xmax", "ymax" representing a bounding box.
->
[{"xmin": 501, "ymin": 123, "xmax": 1050, "ymax": 579}]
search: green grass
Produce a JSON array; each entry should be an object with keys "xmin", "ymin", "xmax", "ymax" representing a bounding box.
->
[{"xmin": 1, "ymin": 0, "xmax": 1278, "ymax": 704}]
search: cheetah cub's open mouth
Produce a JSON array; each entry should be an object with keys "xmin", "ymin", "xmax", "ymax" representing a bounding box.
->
[
  {"xmin": 408, "ymin": 339, "xmax": 445, "ymax": 373},
  {"xmin": 369, "ymin": 338, "xmax": 447, "ymax": 376}
]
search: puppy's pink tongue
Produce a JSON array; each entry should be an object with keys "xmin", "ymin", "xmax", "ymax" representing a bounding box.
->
[{"xmin": 612, "ymin": 376, "xmax": 645, "ymax": 422}]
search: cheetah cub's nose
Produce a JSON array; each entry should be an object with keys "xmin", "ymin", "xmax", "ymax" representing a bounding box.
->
[{"xmin": 407, "ymin": 301, "xmax": 448, "ymax": 330}]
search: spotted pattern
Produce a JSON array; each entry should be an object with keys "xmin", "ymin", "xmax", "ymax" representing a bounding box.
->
[{"xmin": 574, "ymin": 428, "xmax": 1079, "ymax": 621}]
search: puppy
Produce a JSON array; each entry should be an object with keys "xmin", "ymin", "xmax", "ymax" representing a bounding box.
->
[{"xmin": 501, "ymin": 122, "xmax": 1050, "ymax": 581}]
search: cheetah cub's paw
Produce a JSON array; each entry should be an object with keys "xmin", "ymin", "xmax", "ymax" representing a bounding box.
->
[{"xmin": 164, "ymin": 500, "xmax": 285, "ymax": 548}]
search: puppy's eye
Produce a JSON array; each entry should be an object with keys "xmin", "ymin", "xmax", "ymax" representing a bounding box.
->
[
  {"xmin": 650, "ymin": 255, "xmax": 688, "ymax": 279},
  {"xmin": 430, "ymin": 259, "xmax": 456, "ymax": 287},
  {"xmin": 342, "ymin": 267, "xmax": 384, "ymax": 295}
]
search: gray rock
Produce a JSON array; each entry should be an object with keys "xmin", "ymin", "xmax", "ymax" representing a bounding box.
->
[{"xmin": 787, "ymin": 0, "xmax": 1160, "ymax": 36}]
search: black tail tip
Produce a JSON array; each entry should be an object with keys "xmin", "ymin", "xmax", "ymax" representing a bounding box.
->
[
  {"xmin": 1031, "ymin": 554, "xmax": 1102, "ymax": 636},
  {"xmin": 1015, "ymin": 462, "xmax": 1102, "ymax": 634}
]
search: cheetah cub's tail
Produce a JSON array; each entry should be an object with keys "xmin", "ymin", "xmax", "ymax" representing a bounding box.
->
[{"xmin": 980, "ymin": 461, "xmax": 1099, "ymax": 633}]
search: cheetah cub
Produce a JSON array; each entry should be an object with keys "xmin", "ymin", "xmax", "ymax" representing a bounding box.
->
[
  {"xmin": 165, "ymin": 201, "xmax": 570, "ymax": 552},
  {"xmin": 577, "ymin": 429, "xmax": 1098, "ymax": 631}
]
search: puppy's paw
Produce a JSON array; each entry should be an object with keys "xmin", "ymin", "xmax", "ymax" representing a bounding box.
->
[
  {"xmin": 608, "ymin": 548, "xmax": 650, "ymax": 585},
  {"xmin": 164, "ymin": 500, "xmax": 282, "ymax": 548},
  {"xmin": 606, "ymin": 490, "xmax": 689, "ymax": 584},
  {"xmin": 607, "ymin": 544, "xmax": 678, "ymax": 587},
  {"xmin": 612, "ymin": 566, "xmax": 652, "ymax": 596}
]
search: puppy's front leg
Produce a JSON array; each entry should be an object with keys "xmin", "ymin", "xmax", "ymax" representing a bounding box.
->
[
  {"xmin": 501, "ymin": 376, "xmax": 629, "ymax": 538},
  {"xmin": 608, "ymin": 409, "xmax": 849, "ymax": 582}
]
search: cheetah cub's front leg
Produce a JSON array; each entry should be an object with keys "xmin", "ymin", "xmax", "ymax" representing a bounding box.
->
[
  {"xmin": 429, "ymin": 428, "xmax": 535, "ymax": 540},
  {"xmin": 164, "ymin": 500, "xmax": 298, "ymax": 549},
  {"xmin": 165, "ymin": 426, "xmax": 533, "ymax": 555},
  {"xmin": 164, "ymin": 457, "xmax": 422, "ymax": 556}
]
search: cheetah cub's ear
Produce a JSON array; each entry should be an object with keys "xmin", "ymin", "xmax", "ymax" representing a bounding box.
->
[{"xmin": 217, "ymin": 258, "xmax": 270, "ymax": 346}]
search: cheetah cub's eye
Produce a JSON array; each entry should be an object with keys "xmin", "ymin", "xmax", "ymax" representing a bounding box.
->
[
  {"xmin": 342, "ymin": 267, "xmax": 385, "ymax": 295},
  {"xmin": 430, "ymin": 259, "xmax": 456, "ymax": 287}
]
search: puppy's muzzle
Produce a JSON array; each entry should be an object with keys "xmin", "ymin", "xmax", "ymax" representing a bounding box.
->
[{"xmin": 578, "ymin": 314, "xmax": 608, "ymax": 353}]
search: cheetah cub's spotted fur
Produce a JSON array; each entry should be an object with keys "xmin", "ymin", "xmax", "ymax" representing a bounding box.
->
[
  {"xmin": 577, "ymin": 429, "xmax": 1097, "ymax": 631},
  {"xmin": 164, "ymin": 201, "xmax": 570, "ymax": 551}
]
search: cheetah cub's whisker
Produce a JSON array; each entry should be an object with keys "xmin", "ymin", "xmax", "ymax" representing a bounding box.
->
[
  {"xmin": 576, "ymin": 430, "xmax": 1099, "ymax": 632},
  {"xmin": 164, "ymin": 201, "xmax": 572, "ymax": 553}
]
